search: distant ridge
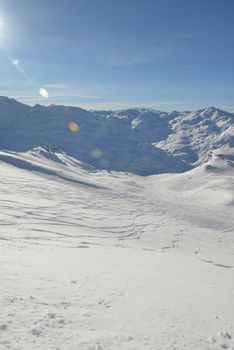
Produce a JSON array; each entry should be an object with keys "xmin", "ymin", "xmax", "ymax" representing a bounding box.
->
[{"xmin": 0, "ymin": 96, "xmax": 233, "ymax": 175}]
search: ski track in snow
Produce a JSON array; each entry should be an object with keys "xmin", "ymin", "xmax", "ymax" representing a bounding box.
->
[{"xmin": 0, "ymin": 150, "xmax": 234, "ymax": 350}]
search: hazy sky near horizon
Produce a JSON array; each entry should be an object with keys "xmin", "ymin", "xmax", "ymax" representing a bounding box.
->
[{"xmin": 0, "ymin": 0, "xmax": 233, "ymax": 111}]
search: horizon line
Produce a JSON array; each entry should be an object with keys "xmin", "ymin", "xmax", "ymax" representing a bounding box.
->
[{"xmin": 0, "ymin": 95, "xmax": 233, "ymax": 114}]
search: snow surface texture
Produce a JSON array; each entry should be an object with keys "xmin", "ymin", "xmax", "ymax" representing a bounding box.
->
[{"xmin": 0, "ymin": 97, "xmax": 234, "ymax": 349}]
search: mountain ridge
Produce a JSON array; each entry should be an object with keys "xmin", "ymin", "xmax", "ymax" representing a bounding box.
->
[{"xmin": 0, "ymin": 96, "xmax": 233, "ymax": 175}]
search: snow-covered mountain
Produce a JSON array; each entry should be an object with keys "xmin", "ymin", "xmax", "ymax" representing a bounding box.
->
[
  {"xmin": 156, "ymin": 107, "xmax": 234, "ymax": 165},
  {"xmin": 0, "ymin": 143, "xmax": 233, "ymax": 350},
  {"xmin": 0, "ymin": 96, "xmax": 234, "ymax": 349},
  {"xmin": 1, "ymin": 96, "xmax": 233, "ymax": 175}
]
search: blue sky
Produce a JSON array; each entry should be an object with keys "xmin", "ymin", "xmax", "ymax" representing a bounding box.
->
[{"xmin": 0, "ymin": 0, "xmax": 233, "ymax": 111}]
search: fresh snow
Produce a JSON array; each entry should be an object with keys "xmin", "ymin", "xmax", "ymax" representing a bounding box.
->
[
  {"xmin": 0, "ymin": 97, "xmax": 234, "ymax": 349},
  {"xmin": 0, "ymin": 97, "xmax": 232, "ymax": 175}
]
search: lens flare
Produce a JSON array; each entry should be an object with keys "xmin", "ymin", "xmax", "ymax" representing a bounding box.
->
[
  {"xmin": 91, "ymin": 148, "xmax": 103, "ymax": 159},
  {"xmin": 39, "ymin": 88, "xmax": 49, "ymax": 98},
  {"xmin": 0, "ymin": 16, "xmax": 9, "ymax": 46},
  {"xmin": 69, "ymin": 121, "xmax": 79, "ymax": 133},
  {"xmin": 13, "ymin": 59, "xmax": 19, "ymax": 66}
]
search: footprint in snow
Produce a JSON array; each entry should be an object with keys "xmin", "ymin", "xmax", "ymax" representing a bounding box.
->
[
  {"xmin": 96, "ymin": 345, "xmax": 103, "ymax": 350},
  {"xmin": 71, "ymin": 280, "xmax": 78, "ymax": 284},
  {"xmin": 31, "ymin": 327, "xmax": 43, "ymax": 336},
  {"xmin": 206, "ymin": 331, "xmax": 233, "ymax": 349},
  {"xmin": 219, "ymin": 332, "xmax": 232, "ymax": 340},
  {"xmin": 0, "ymin": 324, "xmax": 7, "ymax": 331},
  {"xmin": 87, "ymin": 345, "xmax": 103, "ymax": 350}
]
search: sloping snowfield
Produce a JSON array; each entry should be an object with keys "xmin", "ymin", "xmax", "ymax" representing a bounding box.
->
[{"xmin": 0, "ymin": 148, "xmax": 234, "ymax": 350}]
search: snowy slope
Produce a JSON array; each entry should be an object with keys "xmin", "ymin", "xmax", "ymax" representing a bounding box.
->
[
  {"xmin": 1, "ymin": 96, "xmax": 233, "ymax": 175},
  {"xmin": 0, "ymin": 97, "xmax": 234, "ymax": 349},
  {"xmin": 0, "ymin": 147, "xmax": 234, "ymax": 349},
  {"xmin": 0, "ymin": 97, "xmax": 189, "ymax": 175},
  {"xmin": 156, "ymin": 107, "xmax": 234, "ymax": 165},
  {"xmin": 92, "ymin": 106, "xmax": 234, "ymax": 169}
]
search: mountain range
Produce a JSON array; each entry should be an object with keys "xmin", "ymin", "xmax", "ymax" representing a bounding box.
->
[
  {"xmin": 0, "ymin": 96, "xmax": 234, "ymax": 349},
  {"xmin": 0, "ymin": 96, "xmax": 233, "ymax": 175}
]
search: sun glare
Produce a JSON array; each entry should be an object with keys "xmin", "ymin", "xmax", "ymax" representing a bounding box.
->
[
  {"xmin": 0, "ymin": 15, "xmax": 9, "ymax": 45},
  {"xmin": 0, "ymin": 17, "xmax": 4, "ymax": 39},
  {"xmin": 39, "ymin": 88, "xmax": 49, "ymax": 98}
]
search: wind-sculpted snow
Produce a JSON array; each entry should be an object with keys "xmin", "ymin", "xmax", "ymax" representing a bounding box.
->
[
  {"xmin": 0, "ymin": 97, "xmax": 234, "ymax": 349},
  {"xmin": 0, "ymin": 147, "xmax": 234, "ymax": 349}
]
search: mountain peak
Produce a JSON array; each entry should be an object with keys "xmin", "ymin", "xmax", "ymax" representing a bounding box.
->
[
  {"xmin": 0, "ymin": 96, "xmax": 29, "ymax": 108},
  {"xmin": 201, "ymin": 106, "xmax": 228, "ymax": 116},
  {"xmin": 0, "ymin": 96, "xmax": 14, "ymax": 102},
  {"xmin": 0, "ymin": 96, "xmax": 233, "ymax": 175}
]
